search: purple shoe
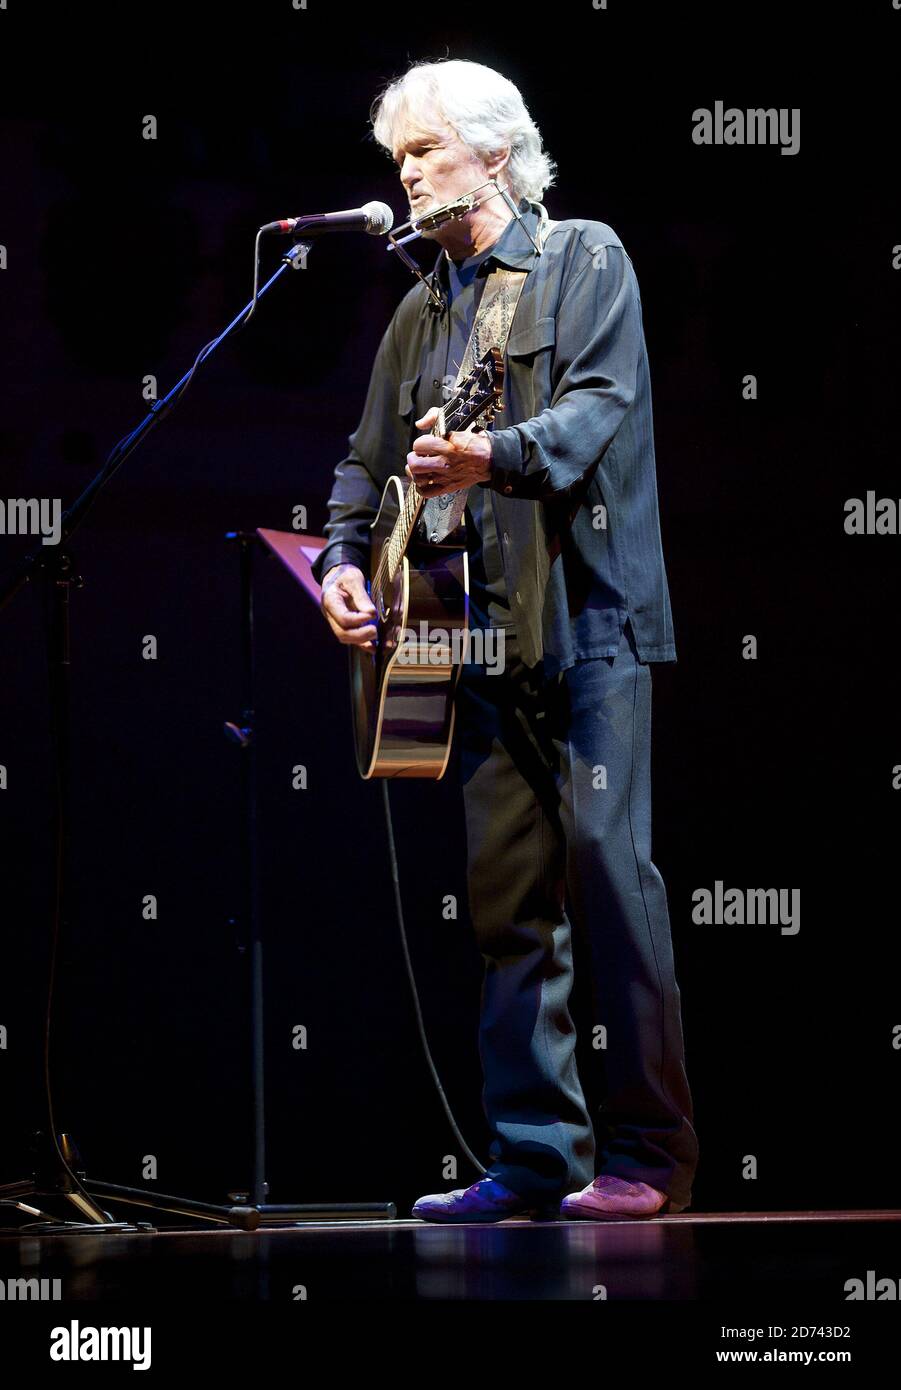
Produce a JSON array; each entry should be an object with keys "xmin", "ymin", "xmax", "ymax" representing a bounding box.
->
[
  {"xmin": 560, "ymin": 1174, "xmax": 676, "ymax": 1220},
  {"xmin": 411, "ymin": 1177, "xmax": 559, "ymax": 1223}
]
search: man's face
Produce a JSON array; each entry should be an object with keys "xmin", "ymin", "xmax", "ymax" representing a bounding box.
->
[{"xmin": 393, "ymin": 119, "xmax": 494, "ymax": 224}]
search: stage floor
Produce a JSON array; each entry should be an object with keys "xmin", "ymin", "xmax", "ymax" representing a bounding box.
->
[{"xmin": 1, "ymin": 1208, "xmax": 899, "ymax": 1301}]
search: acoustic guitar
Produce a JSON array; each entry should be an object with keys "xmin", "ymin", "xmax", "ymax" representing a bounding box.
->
[{"xmin": 350, "ymin": 347, "xmax": 504, "ymax": 779}]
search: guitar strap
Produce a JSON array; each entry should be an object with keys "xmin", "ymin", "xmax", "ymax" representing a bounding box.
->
[{"xmin": 419, "ymin": 209, "xmax": 558, "ymax": 544}]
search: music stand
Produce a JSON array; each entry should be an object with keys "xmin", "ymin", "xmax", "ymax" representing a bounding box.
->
[
  {"xmin": 222, "ymin": 528, "xmax": 395, "ymax": 1224},
  {"xmin": 257, "ymin": 528, "xmax": 328, "ymax": 601}
]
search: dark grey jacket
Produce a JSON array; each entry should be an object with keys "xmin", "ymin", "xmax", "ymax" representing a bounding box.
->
[{"xmin": 311, "ymin": 198, "xmax": 677, "ymax": 675}]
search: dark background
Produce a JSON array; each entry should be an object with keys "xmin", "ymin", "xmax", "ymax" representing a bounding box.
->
[{"xmin": 1, "ymin": 1, "xmax": 898, "ymax": 1220}]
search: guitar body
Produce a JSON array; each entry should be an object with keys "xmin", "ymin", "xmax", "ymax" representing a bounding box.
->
[{"xmin": 350, "ymin": 475, "xmax": 469, "ymax": 779}]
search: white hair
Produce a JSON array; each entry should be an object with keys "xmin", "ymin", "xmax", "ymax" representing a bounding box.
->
[{"xmin": 370, "ymin": 58, "xmax": 556, "ymax": 204}]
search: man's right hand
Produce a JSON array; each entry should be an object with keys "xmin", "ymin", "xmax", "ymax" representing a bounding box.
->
[{"xmin": 319, "ymin": 564, "xmax": 378, "ymax": 652}]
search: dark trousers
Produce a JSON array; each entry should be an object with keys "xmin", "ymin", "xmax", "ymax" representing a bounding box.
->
[{"xmin": 456, "ymin": 617, "xmax": 699, "ymax": 1211}]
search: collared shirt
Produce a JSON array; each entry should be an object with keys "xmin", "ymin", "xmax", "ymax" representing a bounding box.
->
[{"xmin": 311, "ymin": 198, "xmax": 677, "ymax": 676}]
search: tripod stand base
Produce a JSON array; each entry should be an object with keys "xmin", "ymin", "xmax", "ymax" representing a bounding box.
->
[
  {"xmin": 251, "ymin": 1203, "xmax": 397, "ymax": 1225},
  {"xmin": 86, "ymin": 1183, "xmax": 396, "ymax": 1227},
  {"xmin": 0, "ymin": 1173, "xmax": 144, "ymax": 1234},
  {"xmin": 2, "ymin": 1177, "xmax": 396, "ymax": 1231},
  {"xmin": 1, "ymin": 1136, "xmax": 396, "ymax": 1232},
  {"xmin": 0, "ymin": 1133, "xmax": 240, "ymax": 1231}
]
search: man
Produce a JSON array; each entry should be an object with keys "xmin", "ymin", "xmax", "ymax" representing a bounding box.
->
[{"xmin": 312, "ymin": 59, "xmax": 699, "ymax": 1221}]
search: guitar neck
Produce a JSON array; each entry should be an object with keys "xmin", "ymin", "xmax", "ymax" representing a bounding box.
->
[
  {"xmin": 374, "ymin": 348, "xmax": 502, "ymax": 591},
  {"xmin": 382, "ymin": 408, "xmax": 449, "ymax": 585}
]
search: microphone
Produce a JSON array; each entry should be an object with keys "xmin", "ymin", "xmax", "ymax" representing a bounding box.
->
[{"xmin": 261, "ymin": 201, "xmax": 394, "ymax": 237}]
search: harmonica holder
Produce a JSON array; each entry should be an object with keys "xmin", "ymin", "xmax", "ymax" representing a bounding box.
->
[{"xmin": 386, "ymin": 181, "xmax": 546, "ymax": 313}]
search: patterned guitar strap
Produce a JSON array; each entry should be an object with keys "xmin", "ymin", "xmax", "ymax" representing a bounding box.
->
[{"xmin": 419, "ymin": 209, "xmax": 558, "ymax": 544}]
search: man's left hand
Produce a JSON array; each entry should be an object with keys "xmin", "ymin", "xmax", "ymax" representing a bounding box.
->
[{"xmin": 406, "ymin": 407, "xmax": 493, "ymax": 497}]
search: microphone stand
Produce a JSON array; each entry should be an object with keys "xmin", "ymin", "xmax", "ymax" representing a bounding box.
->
[{"xmin": 0, "ymin": 235, "xmax": 394, "ymax": 1230}]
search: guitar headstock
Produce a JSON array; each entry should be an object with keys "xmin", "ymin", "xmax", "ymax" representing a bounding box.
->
[{"xmin": 445, "ymin": 348, "xmax": 505, "ymax": 433}]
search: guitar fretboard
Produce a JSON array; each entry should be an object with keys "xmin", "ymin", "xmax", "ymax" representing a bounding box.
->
[{"xmin": 373, "ymin": 393, "xmax": 473, "ymax": 595}]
